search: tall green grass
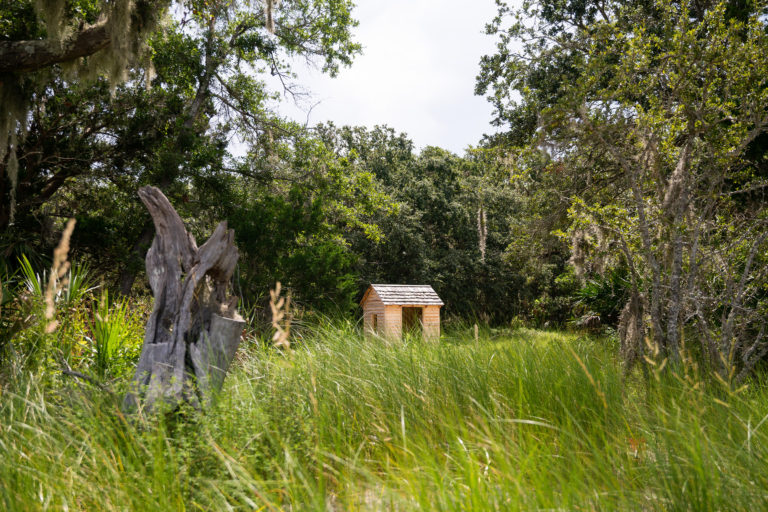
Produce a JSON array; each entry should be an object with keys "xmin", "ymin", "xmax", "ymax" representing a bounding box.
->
[{"xmin": 1, "ymin": 322, "xmax": 767, "ymax": 510}]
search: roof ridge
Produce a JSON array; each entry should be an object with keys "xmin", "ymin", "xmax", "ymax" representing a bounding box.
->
[
  {"xmin": 363, "ymin": 283, "xmax": 444, "ymax": 306},
  {"xmin": 371, "ymin": 283, "xmax": 433, "ymax": 287}
]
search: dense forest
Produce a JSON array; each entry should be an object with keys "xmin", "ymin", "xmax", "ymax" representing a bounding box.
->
[
  {"xmin": 2, "ymin": 0, "xmax": 768, "ymax": 509},
  {"xmin": 0, "ymin": 0, "xmax": 580, "ymax": 325}
]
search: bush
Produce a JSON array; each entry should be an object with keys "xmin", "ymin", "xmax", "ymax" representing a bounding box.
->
[{"xmin": 1, "ymin": 256, "xmax": 146, "ymax": 384}]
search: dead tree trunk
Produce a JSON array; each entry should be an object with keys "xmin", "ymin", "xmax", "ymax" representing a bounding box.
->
[{"xmin": 123, "ymin": 186, "xmax": 244, "ymax": 412}]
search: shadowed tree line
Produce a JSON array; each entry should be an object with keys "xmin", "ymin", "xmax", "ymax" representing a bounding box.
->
[{"xmin": 0, "ymin": 1, "xmax": 574, "ymax": 326}]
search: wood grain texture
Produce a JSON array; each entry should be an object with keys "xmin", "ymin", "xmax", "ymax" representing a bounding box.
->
[
  {"xmin": 363, "ymin": 289, "xmax": 386, "ymax": 336},
  {"xmin": 384, "ymin": 305, "xmax": 403, "ymax": 340},
  {"xmin": 423, "ymin": 305, "xmax": 441, "ymax": 341},
  {"xmin": 124, "ymin": 186, "xmax": 244, "ymax": 412},
  {"xmin": 361, "ymin": 285, "xmax": 443, "ymax": 342},
  {"xmin": 365, "ymin": 284, "xmax": 444, "ymax": 305}
]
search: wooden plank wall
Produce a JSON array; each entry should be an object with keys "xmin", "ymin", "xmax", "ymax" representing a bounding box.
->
[
  {"xmin": 364, "ymin": 291, "xmax": 441, "ymax": 342},
  {"xmin": 384, "ymin": 305, "xmax": 403, "ymax": 340},
  {"xmin": 423, "ymin": 305, "xmax": 441, "ymax": 341},
  {"xmin": 363, "ymin": 292, "xmax": 386, "ymax": 337}
]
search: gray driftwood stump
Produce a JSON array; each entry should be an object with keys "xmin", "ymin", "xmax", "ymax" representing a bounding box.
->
[{"xmin": 123, "ymin": 186, "xmax": 245, "ymax": 411}]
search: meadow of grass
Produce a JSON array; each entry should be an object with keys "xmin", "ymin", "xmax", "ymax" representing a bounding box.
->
[{"xmin": 2, "ymin": 319, "xmax": 768, "ymax": 510}]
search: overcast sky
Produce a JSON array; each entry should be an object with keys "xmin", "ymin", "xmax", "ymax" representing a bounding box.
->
[{"xmin": 274, "ymin": 1, "xmax": 502, "ymax": 155}]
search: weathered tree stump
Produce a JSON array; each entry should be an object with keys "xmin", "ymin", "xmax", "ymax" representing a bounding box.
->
[{"xmin": 123, "ymin": 186, "xmax": 244, "ymax": 411}]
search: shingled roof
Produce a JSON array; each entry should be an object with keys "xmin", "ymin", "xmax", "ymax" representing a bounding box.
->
[{"xmin": 362, "ymin": 284, "xmax": 444, "ymax": 306}]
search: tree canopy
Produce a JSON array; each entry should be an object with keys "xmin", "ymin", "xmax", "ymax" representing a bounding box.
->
[{"xmin": 478, "ymin": 0, "xmax": 768, "ymax": 379}]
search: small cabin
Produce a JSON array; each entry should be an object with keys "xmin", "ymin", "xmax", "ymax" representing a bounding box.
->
[{"xmin": 360, "ymin": 284, "xmax": 444, "ymax": 341}]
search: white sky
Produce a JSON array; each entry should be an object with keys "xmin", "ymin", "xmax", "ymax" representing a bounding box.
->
[{"xmin": 274, "ymin": 1, "xmax": 502, "ymax": 155}]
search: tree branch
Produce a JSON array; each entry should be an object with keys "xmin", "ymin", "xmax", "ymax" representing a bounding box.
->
[{"xmin": 0, "ymin": 21, "xmax": 110, "ymax": 74}]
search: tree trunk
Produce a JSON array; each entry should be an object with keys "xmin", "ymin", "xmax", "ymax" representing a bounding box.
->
[{"xmin": 123, "ymin": 186, "xmax": 244, "ymax": 412}]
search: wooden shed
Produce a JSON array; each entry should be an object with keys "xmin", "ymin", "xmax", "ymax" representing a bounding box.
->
[{"xmin": 360, "ymin": 284, "xmax": 444, "ymax": 341}]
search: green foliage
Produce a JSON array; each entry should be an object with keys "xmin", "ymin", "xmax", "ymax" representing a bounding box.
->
[
  {"xmin": 61, "ymin": 261, "xmax": 96, "ymax": 304},
  {"xmin": 318, "ymin": 124, "xmax": 572, "ymax": 324},
  {"xmin": 573, "ymin": 267, "xmax": 630, "ymax": 327},
  {"xmin": 220, "ymin": 130, "xmax": 393, "ymax": 312},
  {"xmin": 2, "ymin": 325, "xmax": 768, "ymax": 509},
  {"xmin": 0, "ymin": 0, "xmax": 103, "ymax": 41},
  {"xmin": 18, "ymin": 254, "xmax": 95, "ymax": 304},
  {"xmin": 0, "ymin": 1, "xmax": 42, "ymax": 40},
  {"xmin": 18, "ymin": 254, "xmax": 44, "ymax": 297},
  {"xmin": 89, "ymin": 291, "xmax": 134, "ymax": 379},
  {"xmin": 3, "ymin": 0, "xmax": 576, "ymax": 327},
  {"xmin": 1, "ymin": 0, "xmax": 363, "ymax": 295},
  {"xmin": 478, "ymin": 0, "xmax": 768, "ymax": 369},
  {"xmin": 2, "ymin": 255, "xmax": 145, "ymax": 382}
]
